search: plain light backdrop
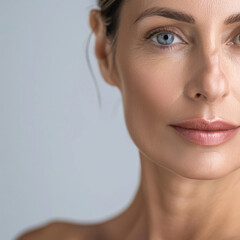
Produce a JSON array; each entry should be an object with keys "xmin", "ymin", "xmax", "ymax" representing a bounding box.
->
[{"xmin": 0, "ymin": 1, "xmax": 140, "ymax": 239}]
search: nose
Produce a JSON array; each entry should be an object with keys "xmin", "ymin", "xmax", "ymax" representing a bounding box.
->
[{"xmin": 184, "ymin": 47, "xmax": 230, "ymax": 104}]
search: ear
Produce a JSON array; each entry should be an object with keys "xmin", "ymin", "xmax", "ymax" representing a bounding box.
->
[{"xmin": 89, "ymin": 10, "xmax": 119, "ymax": 88}]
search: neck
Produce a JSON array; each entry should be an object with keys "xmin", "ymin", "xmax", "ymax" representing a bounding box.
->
[
  {"xmin": 118, "ymin": 152, "xmax": 240, "ymax": 240},
  {"xmin": 99, "ymin": 152, "xmax": 240, "ymax": 240},
  {"xmin": 137, "ymin": 152, "xmax": 240, "ymax": 240}
]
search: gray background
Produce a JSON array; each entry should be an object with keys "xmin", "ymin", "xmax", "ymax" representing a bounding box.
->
[{"xmin": 0, "ymin": 1, "xmax": 140, "ymax": 239}]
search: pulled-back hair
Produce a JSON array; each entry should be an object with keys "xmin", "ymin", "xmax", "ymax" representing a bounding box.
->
[
  {"xmin": 98, "ymin": 0, "xmax": 125, "ymax": 43},
  {"xmin": 89, "ymin": 1, "xmax": 126, "ymax": 107}
]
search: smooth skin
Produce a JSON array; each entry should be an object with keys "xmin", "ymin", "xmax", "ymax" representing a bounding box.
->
[{"xmin": 17, "ymin": 0, "xmax": 240, "ymax": 239}]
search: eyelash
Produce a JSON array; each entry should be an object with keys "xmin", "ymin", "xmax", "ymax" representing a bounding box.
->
[
  {"xmin": 144, "ymin": 26, "xmax": 186, "ymax": 51},
  {"xmin": 232, "ymin": 33, "xmax": 240, "ymax": 45},
  {"xmin": 144, "ymin": 27, "xmax": 240, "ymax": 51}
]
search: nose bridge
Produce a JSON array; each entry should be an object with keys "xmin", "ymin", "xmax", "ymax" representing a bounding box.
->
[
  {"xmin": 198, "ymin": 22, "xmax": 222, "ymax": 73},
  {"xmin": 202, "ymin": 47, "xmax": 221, "ymax": 77},
  {"xmin": 201, "ymin": 46, "xmax": 227, "ymax": 90},
  {"xmin": 185, "ymin": 39, "xmax": 229, "ymax": 103}
]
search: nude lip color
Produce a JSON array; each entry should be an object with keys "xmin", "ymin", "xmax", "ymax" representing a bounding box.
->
[
  {"xmin": 169, "ymin": 118, "xmax": 240, "ymax": 146},
  {"xmin": 171, "ymin": 126, "xmax": 240, "ymax": 146}
]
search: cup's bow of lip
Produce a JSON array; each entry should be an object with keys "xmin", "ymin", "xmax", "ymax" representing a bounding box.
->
[{"xmin": 171, "ymin": 126, "xmax": 240, "ymax": 146}]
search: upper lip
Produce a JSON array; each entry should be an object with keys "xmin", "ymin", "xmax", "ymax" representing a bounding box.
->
[{"xmin": 170, "ymin": 118, "xmax": 240, "ymax": 131}]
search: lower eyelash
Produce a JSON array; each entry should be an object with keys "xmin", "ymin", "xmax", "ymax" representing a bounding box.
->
[
  {"xmin": 146, "ymin": 34, "xmax": 182, "ymax": 51},
  {"xmin": 150, "ymin": 42, "xmax": 181, "ymax": 51},
  {"xmin": 144, "ymin": 28, "xmax": 184, "ymax": 51},
  {"xmin": 145, "ymin": 26, "xmax": 178, "ymax": 39}
]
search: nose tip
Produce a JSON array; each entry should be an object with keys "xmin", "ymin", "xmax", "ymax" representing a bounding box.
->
[{"xmin": 184, "ymin": 49, "xmax": 230, "ymax": 104}]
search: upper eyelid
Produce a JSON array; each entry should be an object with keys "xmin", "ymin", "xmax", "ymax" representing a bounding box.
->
[
  {"xmin": 232, "ymin": 33, "xmax": 240, "ymax": 41},
  {"xmin": 148, "ymin": 31, "xmax": 180, "ymax": 39},
  {"xmin": 146, "ymin": 30, "xmax": 185, "ymax": 45},
  {"xmin": 145, "ymin": 27, "xmax": 181, "ymax": 38},
  {"xmin": 152, "ymin": 32, "xmax": 182, "ymax": 40},
  {"xmin": 143, "ymin": 26, "xmax": 240, "ymax": 47},
  {"xmin": 144, "ymin": 27, "xmax": 187, "ymax": 43}
]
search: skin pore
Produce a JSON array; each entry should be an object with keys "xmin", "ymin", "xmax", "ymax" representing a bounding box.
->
[{"xmin": 90, "ymin": 0, "xmax": 240, "ymax": 240}]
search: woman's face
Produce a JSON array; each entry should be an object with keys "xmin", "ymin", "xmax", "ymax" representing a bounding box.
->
[{"xmin": 100, "ymin": 0, "xmax": 240, "ymax": 179}]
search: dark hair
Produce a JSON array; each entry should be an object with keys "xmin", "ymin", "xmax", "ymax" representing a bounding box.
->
[
  {"xmin": 88, "ymin": 1, "xmax": 125, "ymax": 108},
  {"xmin": 98, "ymin": 0, "xmax": 126, "ymax": 48}
]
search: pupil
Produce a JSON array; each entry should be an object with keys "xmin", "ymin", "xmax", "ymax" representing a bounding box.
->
[
  {"xmin": 157, "ymin": 33, "xmax": 174, "ymax": 45},
  {"xmin": 164, "ymin": 35, "xmax": 169, "ymax": 40}
]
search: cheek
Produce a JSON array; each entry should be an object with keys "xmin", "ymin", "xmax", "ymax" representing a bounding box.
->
[
  {"xmin": 117, "ymin": 53, "xmax": 186, "ymax": 151},
  {"xmin": 120, "ymin": 56, "xmax": 185, "ymax": 123}
]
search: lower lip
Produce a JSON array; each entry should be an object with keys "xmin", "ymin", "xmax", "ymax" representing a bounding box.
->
[{"xmin": 171, "ymin": 126, "xmax": 240, "ymax": 146}]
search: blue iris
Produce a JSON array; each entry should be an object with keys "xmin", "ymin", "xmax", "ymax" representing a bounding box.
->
[{"xmin": 156, "ymin": 33, "xmax": 175, "ymax": 45}]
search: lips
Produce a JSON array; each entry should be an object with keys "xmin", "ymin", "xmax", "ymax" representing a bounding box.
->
[
  {"xmin": 169, "ymin": 117, "xmax": 240, "ymax": 146},
  {"xmin": 169, "ymin": 118, "xmax": 239, "ymax": 131}
]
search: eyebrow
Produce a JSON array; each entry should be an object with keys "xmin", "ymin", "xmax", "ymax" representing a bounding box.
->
[
  {"xmin": 133, "ymin": 7, "xmax": 240, "ymax": 26},
  {"xmin": 225, "ymin": 13, "xmax": 240, "ymax": 25},
  {"xmin": 133, "ymin": 7, "xmax": 195, "ymax": 24}
]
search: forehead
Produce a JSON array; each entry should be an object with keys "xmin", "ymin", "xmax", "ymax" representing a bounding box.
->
[{"xmin": 121, "ymin": 0, "xmax": 240, "ymax": 25}]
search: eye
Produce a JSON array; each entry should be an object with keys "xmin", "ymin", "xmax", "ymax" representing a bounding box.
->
[
  {"xmin": 152, "ymin": 32, "xmax": 183, "ymax": 46},
  {"xmin": 232, "ymin": 33, "xmax": 240, "ymax": 45}
]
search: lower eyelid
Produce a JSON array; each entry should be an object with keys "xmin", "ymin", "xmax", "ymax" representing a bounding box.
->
[
  {"xmin": 149, "ymin": 41, "xmax": 186, "ymax": 51},
  {"xmin": 143, "ymin": 29, "xmax": 240, "ymax": 50},
  {"xmin": 232, "ymin": 33, "xmax": 240, "ymax": 44},
  {"xmin": 142, "ymin": 28, "xmax": 190, "ymax": 51},
  {"xmin": 151, "ymin": 33, "xmax": 183, "ymax": 45}
]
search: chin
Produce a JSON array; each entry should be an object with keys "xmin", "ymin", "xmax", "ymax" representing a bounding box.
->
[{"xmin": 141, "ymin": 146, "xmax": 240, "ymax": 181}]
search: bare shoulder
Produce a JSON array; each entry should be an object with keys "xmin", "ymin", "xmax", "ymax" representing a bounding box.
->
[{"xmin": 16, "ymin": 220, "xmax": 103, "ymax": 240}]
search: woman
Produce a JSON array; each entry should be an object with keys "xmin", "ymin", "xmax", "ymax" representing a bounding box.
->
[{"xmin": 17, "ymin": 0, "xmax": 240, "ymax": 239}]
